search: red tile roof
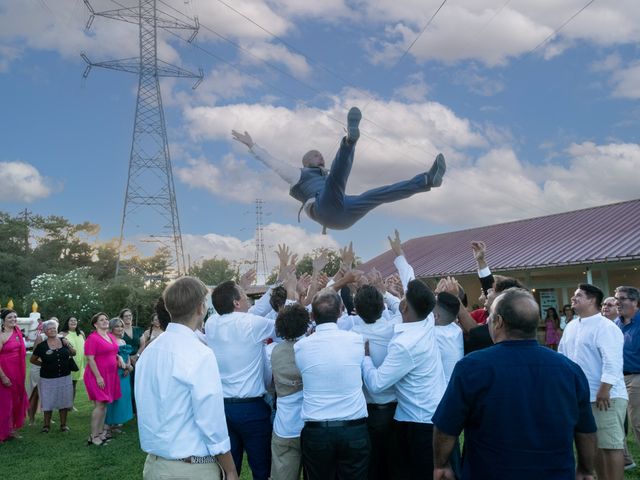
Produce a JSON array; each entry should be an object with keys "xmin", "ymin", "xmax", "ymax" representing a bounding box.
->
[{"xmin": 360, "ymin": 199, "xmax": 640, "ymax": 278}]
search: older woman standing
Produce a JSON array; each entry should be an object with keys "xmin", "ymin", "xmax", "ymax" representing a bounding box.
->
[
  {"xmin": 30, "ymin": 319, "xmax": 76, "ymax": 433},
  {"xmin": 60, "ymin": 316, "xmax": 85, "ymax": 408},
  {"xmin": 84, "ymin": 312, "xmax": 122, "ymax": 446},
  {"xmin": 0, "ymin": 309, "xmax": 29, "ymax": 441},
  {"xmin": 105, "ymin": 317, "xmax": 134, "ymax": 434}
]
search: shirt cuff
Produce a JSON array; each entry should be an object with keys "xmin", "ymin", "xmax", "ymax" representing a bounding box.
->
[
  {"xmin": 206, "ymin": 437, "xmax": 231, "ymax": 457},
  {"xmin": 478, "ymin": 266, "xmax": 492, "ymax": 278},
  {"xmin": 600, "ymin": 375, "xmax": 618, "ymax": 386}
]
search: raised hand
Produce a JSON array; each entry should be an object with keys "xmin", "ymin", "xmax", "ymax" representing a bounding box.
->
[
  {"xmin": 276, "ymin": 244, "xmax": 292, "ymax": 269},
  {"xmin": 297, "ymin": 273, "xmax": 312, "ymax": 295},
  {"xmin": 385, "ymin": 274, "xmax": 404, "ymax": 298},
  {"xmin": 471, "ymin": 241, "xmax": 487, "ymax": 267},
  {"xmin": 239, "ymin": 268, "xmax": 256, "ymax": 289},
  {"xmin": 231, "ymin": 130, "xmax": 254, "ymax": 149},
  {"xmin": 312, "ymin": 249, "xmax": 329, "ymax": 273},
  {"xmin": 339, "ymin": 242, "xmax": 355, "ymax": 269},
  {"xmin": 368, "ymin": 268, "xmax": 386, "ymax": 295},
  {"xmin": 388, "ymin": 229, "xmax": 404, "ymax": 257}
]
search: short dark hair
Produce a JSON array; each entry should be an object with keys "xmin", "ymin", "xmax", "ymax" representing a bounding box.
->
[
  {"xmin": 578, "ymin": 283, "xmax": 604, "ymax": 309},
  {"xmin": 211, "ymin": 281, "xmax": 241, "ymax": 315},
  {"xmin": 119, "ymin": 308, "xmax": 132, "ymax": 319},
  {"xmin": 270, "ymin": 286, "xmax": 288, "ymax": 312},
  {"xmin": 155, "ymin": 296, "xmax": 171, "ymax": 330},
  {"xmin": 405, "ymin": 279, "xmax": 436, "ymax": 319},
  {"xmin": 494, "ymin": 277, "xmax": 525, "ymax": 293},
  {"xmin": 311, "ymin": 289, "xmax": 342, "ymax": 324},
  {"xmin": 275, "ymin": 304, "xmax": 310, "ymax": 341},
  {"xmin": 91, "ymin": 312, "xmax": 109, "ymax": 328},
  {"xmin": 493, "ymin": 288, "xmax": 539, "ymax": 339},
  {"xmin": 354, "ymin": 285, "xmax": 384, "ymax": 324}
]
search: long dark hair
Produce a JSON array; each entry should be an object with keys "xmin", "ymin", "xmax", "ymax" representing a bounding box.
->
[
  {"xmin": 545, "ymin": 307, "xmax": 560, "ymax": 329},
  {"xmin": 60, "ymin": 316, "xmax": 86, "ymax": 338}
]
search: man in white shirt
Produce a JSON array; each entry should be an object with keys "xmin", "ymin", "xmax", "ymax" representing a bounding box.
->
[
  {"xmin": 434, "ymin": 291, "xmax": 464, "ymax": 384},
  {"xmin": 294, "ymin": 288, "xmax": 370, "ymax": 480},
  {"xmin": 135, "ymin": 276, "xmax": 238, "ymax": 480},
  {"xmin": 352, "ymin": 284, "xmax": 398, "ymax": 480},
  {"xmin": 362, "ymin": 279, "xmax": 446, "ymax": 479},
  {"xmin": 559, "ymin": 283, "xmax": 628, "ymax": 480},
  {"xmin": 207, "ymin": 280, "xmax": 276, "ymax": 480}
]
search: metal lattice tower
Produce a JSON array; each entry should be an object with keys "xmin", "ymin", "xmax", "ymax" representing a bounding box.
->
[
  {"xmin": 253, "ymin": 199, "xmax": 269, "ymax": 285},
  {"xmin": 82, "ymin": 0, "xmax": 203, "ymax": 276}
]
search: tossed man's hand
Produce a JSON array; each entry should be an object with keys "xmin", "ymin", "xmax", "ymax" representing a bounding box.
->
[{"xmin": 231, "ymin": 130, "xmax": 254, "ymax": 149}]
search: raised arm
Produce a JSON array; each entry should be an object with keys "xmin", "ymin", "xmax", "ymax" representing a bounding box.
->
[
  {"xmin": 388, "ymin": 230, "xmax": 415, "ymax": 292},
  {"xmin": 232, "ymin": 130, "xmax": 299, "ymax": 185}
]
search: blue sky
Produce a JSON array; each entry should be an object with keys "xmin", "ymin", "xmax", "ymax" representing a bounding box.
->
[{"xmin": 1, "ymin": 0, "xmax": 639, "ymax": 277}]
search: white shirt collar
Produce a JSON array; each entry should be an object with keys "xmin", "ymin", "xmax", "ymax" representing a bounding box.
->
[
  {"xmin": 315, "ymin": 322, "xmax": 339, "ymax": 332},
  {"xmin": 166, "ymin": 322, "xmax": 199, "ymax": 338}
]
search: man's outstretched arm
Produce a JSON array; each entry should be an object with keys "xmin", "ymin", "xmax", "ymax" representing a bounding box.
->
[{"xmin": 232, "ymin": 130, "xmax": 300, "ymax": 185}]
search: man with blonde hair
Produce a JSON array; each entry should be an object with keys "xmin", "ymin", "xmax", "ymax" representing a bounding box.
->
[{"xmin": 135, "ymin": 276, "xmax": 238, "ymax": 480}]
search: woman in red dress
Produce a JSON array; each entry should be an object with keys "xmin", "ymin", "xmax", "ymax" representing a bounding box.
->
[
  {"xmin": 0, "ymin": 309, "xmax": 29, "ymax": 441},
  {"xmin": 84, "ymin": 312, "xmax": 122, "ymax": 446}
]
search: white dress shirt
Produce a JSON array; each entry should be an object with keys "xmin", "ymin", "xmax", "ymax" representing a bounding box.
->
[
  {"xmin": 362, "ymin": 315, "xmax": 446, "ymax": 423},
  {"xmin": 352, "ymin": 318, "xmax": 397, "ymax": 404},
  {"xmin": 558, "ymin": 312, "xmax": 627, "ymax": 402},
  {"xmin": 294, "ymin": 322, "xmax": 367, "ymax": 421},
  {"xmin": 135, "ymin": 323, "xmax": 230, "ymax": 458},
  {"xmin": 393, "ymin": 255, "xmax": 415, "ymax": 292},
  {"xmin": 205, "ymin": 311, "xmax": 275, "ymax": 398},
  {"xmin": 273, "ymin": 391, "xmax": 304, "ymax": 438},
  {"xmin": 435, "ymin": 322, "xmax": 464, "ymax": 384}
]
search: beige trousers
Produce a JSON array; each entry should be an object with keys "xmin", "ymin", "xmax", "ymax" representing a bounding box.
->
[
  {"xmin": 143, "ymin": 454, "xmax": 222, "ymax": 480},
  {"xmin": 270, "ymin": 432, "xmax": 302, "ymax": 480}
]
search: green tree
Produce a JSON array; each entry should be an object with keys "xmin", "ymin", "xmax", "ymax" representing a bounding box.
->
[
  {"xmin": 295, "ymin": 249, "xmax": 344, "ymax": 277},
  {"xmin": 28, "ymin": 267, "xmax": 102, "ymax": 321},
  {"xmin": 190, "ymin": 257, "xmax": 237, "ymax": 286}
]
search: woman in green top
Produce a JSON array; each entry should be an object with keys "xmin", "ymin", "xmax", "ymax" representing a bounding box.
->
[
  {"xmin": 60, "ymin": 316, "xmax": 86, "ymax": 408},
  {"xmin": 119, "ymin": 308, "xmax": 143, "ymax": 413}
]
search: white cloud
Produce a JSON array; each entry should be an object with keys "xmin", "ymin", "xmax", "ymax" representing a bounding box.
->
[
  {"xmin": 375, "ymin": 141, "xmax": 640, "ymax": 226},
  {"xmin": 0, "ymin": 44, "xmax": 21, "ymax": 72},
  {"xmin": 610, "ymin": 63, "xmax": 640, "ymax": 99},
  {"xmin": 241, "ymin": 41, "xmax": 311, "ymax": 78},
  {"xmin": 182, "ymin": 223, "xmax": 340, "ymax": 269},
  {"xmin": 0, "ymin": 161, "xmax": 54, "ymax": 202},
  {"xmin": 362, "ymin": 1, "xmax": 640, "ymax": 66},
  {"xmin": 393, "ymin": 72, "xmax": 430, "ymax": 102}
]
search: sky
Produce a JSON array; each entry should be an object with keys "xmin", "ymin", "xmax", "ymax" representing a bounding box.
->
[{"xmin": 1, "ymin": 0, "xmax": 639, "ymax": 278}]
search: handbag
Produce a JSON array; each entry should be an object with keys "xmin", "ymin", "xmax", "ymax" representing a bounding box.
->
[{"xmin": 68, "ymin": 356, "xmax": 79, "ymax": 372}]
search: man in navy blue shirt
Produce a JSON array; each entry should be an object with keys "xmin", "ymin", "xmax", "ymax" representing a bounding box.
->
[
  {"xmin": 432, "ymin": 288, "xmax": 597, "ymax": 480},
  {"xmin": 614, "ymin": 286, "xmax": 640, "ymax": 470}
]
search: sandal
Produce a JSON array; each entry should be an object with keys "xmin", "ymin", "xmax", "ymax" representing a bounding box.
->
[
  {"xmin": 60, "ymin": 425, "xmax": 70, "ymax": 432},
  {"xmin": 41, "ymin": 426, "xmax": 50, "ymax": 433},
  {"xmin": 86, "ymin": 434, "xmax": 105, "ymax": 446}
]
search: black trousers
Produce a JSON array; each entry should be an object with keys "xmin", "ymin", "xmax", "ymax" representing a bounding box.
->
[
  {"xmin": 394, "ymin": 420, "xmax": 435, "ymax": 480},
  {"xmin": 301, "ymin": 420, "xmax": 370, "ymax": 480},
  {"xmin": 367, "ymin": 403, "xmax": 398, "ymax": 480}
]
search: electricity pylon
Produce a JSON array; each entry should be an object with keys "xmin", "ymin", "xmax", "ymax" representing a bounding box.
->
[
  {"xmin": 253, "ymin": 199, "xmax": 269, "ymax": 285},
  {"xmin": 82, "ymin": 0, "xmax": 203, "ymax": 277}
]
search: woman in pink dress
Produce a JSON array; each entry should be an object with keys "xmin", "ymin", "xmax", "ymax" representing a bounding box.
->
[
  {"xmin": 0, "ymin": 309, "xmax": 29, "ymax": 441},
  {"xmin": 84, "ymin": 312, "xmax": 123, "ymax": 446},
  {"xmin": 544, "ymin": 307, "xmax": 562, "ymax": 351}
]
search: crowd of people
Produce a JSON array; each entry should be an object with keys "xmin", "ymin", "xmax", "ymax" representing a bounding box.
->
[
  {"xmin": 0, "ymin": 305, "xmax": 163, "ymax": 444},
  {"xmin": 1, "ymin": 230, "xmax": 640, "ymax": 480}
]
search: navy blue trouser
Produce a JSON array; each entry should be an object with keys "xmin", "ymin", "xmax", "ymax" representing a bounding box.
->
[
  {"xmin": 224, "ymin": 398, "xmax": 272, "ymax": 480},
  {"xmin": 313, "ymin": 139, "xmax": 429, "ymax": 230}
]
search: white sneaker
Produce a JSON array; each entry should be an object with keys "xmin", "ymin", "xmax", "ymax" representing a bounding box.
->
[
  {"xmin": 346, "ymin": 107, "xmax": 361, "ymax": 144},
  {"xmin": 625, "ymin": 462, "xmax": 636, "ymax": 471}
]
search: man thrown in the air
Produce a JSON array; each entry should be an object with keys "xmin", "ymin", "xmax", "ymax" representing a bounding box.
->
[{"xmin": 232, "ymin": 107, "xmax": 446, "ymax": 232}]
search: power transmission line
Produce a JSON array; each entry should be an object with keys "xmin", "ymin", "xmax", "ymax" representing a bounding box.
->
[
  {"xmin": 393, "ymin": 0, "xmax": 448, "ymax": 67},
  {"xmin": 529, "ymin": 0, "xmax": 597, "ymax": 55}
]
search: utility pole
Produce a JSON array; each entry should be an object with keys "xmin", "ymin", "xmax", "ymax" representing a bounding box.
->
[
  {"xmin": 82, "ymin": 0, "xmax": 202, "ymax": 277},
  {"xmin": 253, "ymin": 199, "xmax": 268, "ymax": 285},
  {"xmin": 19, "ymin": 208, "xmax": 31, "ymax": 253}
]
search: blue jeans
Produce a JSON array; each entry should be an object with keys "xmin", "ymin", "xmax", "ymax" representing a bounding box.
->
[
  {"xmin": 312, "ymin": 139, "xmax": 429, "ymax": 230},
  {"xmin": 224, "ymin": 398, "xmax": 272, "ymax": 480}
]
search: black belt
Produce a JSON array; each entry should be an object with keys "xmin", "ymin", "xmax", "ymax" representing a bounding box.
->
[
  {"xmin": 223, "ymin": 396, "xmax": 263, "ymax": 404},
  {"xmin": 305, "ymin": 418, "xmax": 367, "ymax": 428},
  {"xmin": 624, "ymin": 372, "xmax": 640, "ymax": 376},
  {"xmin": 367, "ymin": 401, "xmax": 397, "ymax": 411}
]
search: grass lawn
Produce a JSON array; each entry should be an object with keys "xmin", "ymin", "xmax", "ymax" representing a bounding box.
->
[{"xmin": 2, "ymin": 361, "xmax": 640, "ymax": 479}]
